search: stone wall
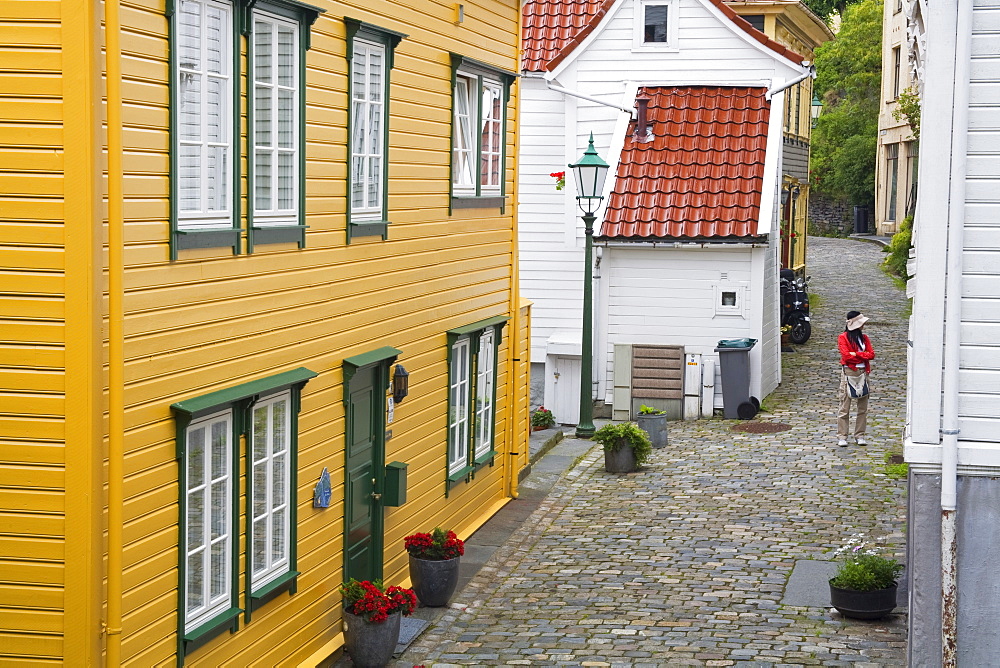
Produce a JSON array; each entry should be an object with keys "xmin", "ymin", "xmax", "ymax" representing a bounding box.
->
[{"xmin": 809, "ymin": 194, "xmax": 855, "ymax": 236}]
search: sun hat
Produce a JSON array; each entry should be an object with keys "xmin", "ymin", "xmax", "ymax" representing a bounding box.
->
[{"xmin": 846, "ymin": 312, "xmax": 869, "ymax": 331}]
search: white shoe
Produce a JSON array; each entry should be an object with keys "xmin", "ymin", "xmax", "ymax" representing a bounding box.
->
[
  {"xmin": 856, "ymin": 437, "xmax": 867, "ymax": 445},
  {"xmin": 837, "ymin": 439, "xmax": 848, "ymax": 447}
]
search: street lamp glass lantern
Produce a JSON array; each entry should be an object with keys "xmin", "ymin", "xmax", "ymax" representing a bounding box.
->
[{"xmin": 570, "ymin": 133, "xmax": 610, "ymax": 216}]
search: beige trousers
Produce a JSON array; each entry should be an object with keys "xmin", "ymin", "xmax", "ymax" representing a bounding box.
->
[{"xmin": 837, "ymin": 367, "xmax": 869, "ymax": 439}]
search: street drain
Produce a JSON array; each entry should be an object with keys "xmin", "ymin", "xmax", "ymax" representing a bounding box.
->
[{"xmin": 731, "ymin": 422, "xmax": 792, "ymax": 433}]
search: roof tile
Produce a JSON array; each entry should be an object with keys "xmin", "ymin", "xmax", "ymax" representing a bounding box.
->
[{"xmin": 600, "ymin": 86, "xmax": 771, "ymax": 240}]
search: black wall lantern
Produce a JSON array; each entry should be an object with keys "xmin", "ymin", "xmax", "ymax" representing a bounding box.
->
[{"xmin": 392, "ymin": 364, "xmax": 409, "ymax": 404}]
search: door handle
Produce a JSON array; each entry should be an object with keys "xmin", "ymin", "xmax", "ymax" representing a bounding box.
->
[{"xmin": 372, "ymin": 492, "xmax": 382, "ymax": 501}]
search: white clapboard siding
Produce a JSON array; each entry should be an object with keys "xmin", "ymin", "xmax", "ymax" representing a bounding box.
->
[
  {"xmin": 760, "ymin": 231, "xmax": 780, "ymax": 396},
  {"xmin": 597, "ymin": 246, "xmax": 767, "ymax": 403}
]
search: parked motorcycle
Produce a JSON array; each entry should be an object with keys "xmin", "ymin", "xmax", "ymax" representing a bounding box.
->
[{"xmin": 780, "ymin": 268, "xmax": 811, "ymax": 344}]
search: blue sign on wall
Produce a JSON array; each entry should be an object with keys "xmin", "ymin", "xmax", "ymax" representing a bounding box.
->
[{"xmin": 313, "ymin": 467, "xmax": 332, "ymax": 508}]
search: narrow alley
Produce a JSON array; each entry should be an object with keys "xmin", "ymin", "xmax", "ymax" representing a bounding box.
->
[{"xmin": 400, "ymin": 236, "xmax": 909, "ymax": 666}]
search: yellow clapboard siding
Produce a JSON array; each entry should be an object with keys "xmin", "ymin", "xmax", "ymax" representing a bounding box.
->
[
  {"xmin": 0, "ymin": 320, "xmax": 64, "ymax": 344},
  {"xmin": 0, "ymin": 370, "xmax": 64, "ymax": 394},
  {"xmin": 0, "ymin": 173, "xmax": 64, "ymax": 197},
  {"xmin": 0, "ymin": 271, "xmax": 65, "ymax": 295},
  {"xmin": 0, "ymin": 23, "xmax": 60, "ymax": 46},
  {"xmin": 0, "ymin": 608, "xmax": 63, "ymax": 634},
  {"xmin": 0, "ymin": 442, "xmax": 64, "ymax": 466},
  {"xmin": 0, "ymin": 487, "xmax": 63, "ymax": 513},
  {"xmin": 120, "ymin": 611, "xmax": 176, "ymax": 666},
  {"xmin": 121, "ymin": 636, "xmax": 176, "ymax": 668},
  {"xmin": 0, "ymin": 632, "xmax": 62, "ymax": 661},
  {"xmin": 0, "ymin": 121, "xmax": 62, "ymax": 148},
  {"xmin": 122, "ymin": 551, "xmax": 176, "ymax": 614},
  {"xmin": 0, "ymin": 296, "xmax": 63, "ymax": 320},
  {"xmin": 0, "ymin": 558, "xmax": 63, "ymax": 586},
  {"xmin": 0, "ymin": 199, "xmax": 64, "ymax": 222},
  {"xmin": 0, "ymin": 512, "xmax": 63, "ymax": 537},
  {"xmin": 0, "ymin": 416, "xmax": 64, "ymax": 442},
  {"xmin": 0, "ymin": 74, "xmax": 61, "ymax": 98},
  {"xmin": 0, "ymin": 99, "xmax": 63, "ymax": 124},
  {"xmin": 0, "ymin": 48, "xmax": 61, "ymax": 72},
  {"xmin": 0, "ymin": 0, "xmax": 61, "ymax": 20},
  {"xmin": 0, "ymin": 246, "xmax": 64, "ymax": 271},
  {"xmin": 0, "ymin": 584, "xmax": 62, "ymax": 610},
  {"xmin": 122, "ymin": 125, "xmax": 168, "ymax": 152},
  {"xmin": 0, "ymin": 393, "xmax": 64, "ymax": 419},
  {"xmin": 1, "ymin": 535, "xmax": 63, "ymax": 561},
  {"xmin": 0, "ymin": 462, "xmax": 63, "ymax": 489}
]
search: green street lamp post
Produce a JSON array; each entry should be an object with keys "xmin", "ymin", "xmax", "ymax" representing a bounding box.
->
[{"xmin": 569, "ymin": 133, "xmax": 610, "ymax": 439}]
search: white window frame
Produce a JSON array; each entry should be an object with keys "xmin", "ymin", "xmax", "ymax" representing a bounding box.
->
[
  {"xmin": 251, "ymin": 10, "xmax": 300, "ymax": 227},
  {"xmin": 714, "ymin": 283, "xmax": 747, "ymax": 317},
  {"xmin": 249, "ymin": 391, "xmax": 292, "ymax": 592},
  {"xmin": 350, "ymin": 38, "xmax": 387, "ymax": 221},
  {"xmin": 184, "ymin": 409, "xmax": 234, "ymax": 633},
  {"xmin": 474, "ymin": 328, "xmax": 496, "ymax": 459},
  {"xmin": 448, "ymin": 337, "xmax": 471, "ymax": 475},
  {"xmin": 452, "ymin": 71, "xmax": 504, "ymax": 197},
  {"xmin": 175, "ymin": 0, "xmax": 235, "ymax": 231},
  {"xmin": 633, "ymin": 0, "xmax": 679, "ymax": 51}
]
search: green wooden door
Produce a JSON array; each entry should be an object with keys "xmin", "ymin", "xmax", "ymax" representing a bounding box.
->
[{"xmin": 344, "ymin": 364, "xmax": 385, "ymax": 582}]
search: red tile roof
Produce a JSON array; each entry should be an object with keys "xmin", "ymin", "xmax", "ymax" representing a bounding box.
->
[
  {"xmin": 521, "ymin": 0, "xmax": 804, "ymax": 72},
  {"xmin": 600, "ymin": 86, "xmax": 770, "ymax": 240}
]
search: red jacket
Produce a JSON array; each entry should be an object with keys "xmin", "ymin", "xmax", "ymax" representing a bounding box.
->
[{"xmin": 839, "ymin": 331, "xmax": 875, "ymax": 373}]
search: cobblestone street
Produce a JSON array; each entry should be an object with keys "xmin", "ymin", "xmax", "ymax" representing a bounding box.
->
[{"xmin": 402, "ymin": 237, "xmax": 909, "ymax": 667}]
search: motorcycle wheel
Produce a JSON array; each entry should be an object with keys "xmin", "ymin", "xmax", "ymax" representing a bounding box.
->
[{"xmin": 789, "ymin": 314, "xmax": 811, "ymax": 344}]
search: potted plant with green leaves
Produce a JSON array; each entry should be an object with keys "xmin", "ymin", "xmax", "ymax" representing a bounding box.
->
[
  {"xmin": 828, "ymin": 534, "xmax": 904, "ymax": 620},
  {"xmin": 593, "ymin": 421, "xmax": 653, "ymax": 473},
  {"xmin": 404, "ymin": 527, "xmax": 465, "ymax": 607},
  {"xmin": 530, "ymin": 406, "xmax": 556, "ymax": 431},
  {"xmin": 635, "ymin": 404, "xmax": 667, "ymax": 448},
  {"xmin": 340, "ymin": 579, "xmax": 417, "ymax": 667}
]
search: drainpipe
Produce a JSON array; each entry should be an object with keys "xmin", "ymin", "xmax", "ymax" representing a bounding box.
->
[
  {"xmin": 940, "ymin": 2, "xmax": 973, "ymax": 664},
  {"xmin": 105, "ymin": 0, "xmax": 126, "ymax": 661},
  {"xmin": 764, "ymin": 63, "xmax": 814, "ymax": 101},
  {"xmin": 546, "ymin": 82, "xmax": 635, "ymax": 117},
  {"xmin": 506, "ymin": 78, "xmax": 522, "ymax": 500}
]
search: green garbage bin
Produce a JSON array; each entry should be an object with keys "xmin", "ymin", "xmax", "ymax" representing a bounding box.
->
[{"xmin": 714, "ymin": 338, "xmax": 758, "ymax": 419}]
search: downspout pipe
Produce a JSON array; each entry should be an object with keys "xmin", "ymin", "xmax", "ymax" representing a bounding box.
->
[
  {"xmin": 546, "ymin": 82, "xmax": 635, "ymax": 118},
  {"xmin": 105, "ymin": 0, "xmax": 126, "ymax": 662},
  {"xmin": 506, "ymin": 75, "xmax": 522, "ymax": 500},
  {"xmin": 940, "ymin": 2, "xmax": 974, "ymax": 664},
  {"xmin": 764, "ymin": 63, "xmax": 815, "ymax": 101}
]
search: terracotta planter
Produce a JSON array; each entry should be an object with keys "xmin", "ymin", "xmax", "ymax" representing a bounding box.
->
[
  {"xmin": 343, "ymin": 610, "xmax": 401, "ymax": 668},
  {"xmin": 408, "ymin": 555, "xmax": 461, "ymax": 607},
  {"xmin": 829, "ymin": 581, "xmax": 898, "ymax": 620},
  {"xmin": 603, "ymin": 441, "xmax": 637, "ymax": 473}
]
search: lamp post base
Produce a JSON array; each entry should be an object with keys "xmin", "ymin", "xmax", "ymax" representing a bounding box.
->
[{"xmin": 574, "ymin": 423, "xmax": 595, "ymax": 439}]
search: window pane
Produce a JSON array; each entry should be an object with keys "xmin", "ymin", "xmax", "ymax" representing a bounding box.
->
[
  {"xmin": 644, "ymin": 4, "xmax": 668, "ymax": 42},
  {"xmin": 368, "ymin": 49, "xmax": 383, "ymax": 103},
  {"xmin": 278, "ymin": 153, "xmax": 294, "ymax": 210},
  {"xmin": 368, "ymin": 155, "xmax": 380, "ymax": 206},
  {"xmin": 253, "ymin": 405, "xmax": 268, "ymax": 461},
  {"xmin": 253, "ymin": 462, "xmax": 267, "ymax": 516},
  {"xmin": 352, "ymin": 156, "xmax": 365, "ymax": 209},
  {"xmin": 187, "ymin": 489, "xmax": 204, "ymax": 547},
  {"xmin": 352, "ymin": 46, "xmax": 366, "ymax": 100},
  {"xmin": 187, "ymin": 552, "xmax": 204, "ymax": 612},
  {"xmin": 210, "ymin": 541, "xmax": 227, "ymax": 598},
  {"xmin": 211, "ymin": 480, "xmax": 227, "ymax": 539},
  {"xmin": 278, "ymin": 89, "xmax": 294, "ymax": 149},
  {"xmin": 177, "ymin": 0, "xmax": 201, "ymax": 70},
  {"xmin": 205, "ymin": 6, "xmax": 226, "ymax": 73},
  {"xmin": 256, "ymin": 151, "xmax": 272, "ymax": 211},
  {"xmin": 255, "ymin": 87, "xmax": 273, "ymax": 147},
  {"xmin": 179, "ymin": 74, "xmax": 201, "ymax": 142},
  {"xmin": 253, "ymin": 517, "xmax": 267, "ymax": 573},
  {"xmin": 187, "ymin": 426, "xmax": 205, "ymax": 487},
  {"xmin": 211, "ymin": 420, "xmax": 228, "ymax": 477},
  {"xmin": 206, "ymin": 76, "xmax": 224, "ymax": 144},
  {"xmin": 273, "ymin": 453, "xmax": 285, "ymax": 500},
  {"xmin": 278, "ymin": 26, "xmax": 295, "ymax": 87},
  {"xmin": 272, "ymin": 508, "xmax": 286, "ymax": 561},
  {"xmin": 254, "ymin": 21, "xmax": 272, "ymax": 84}
]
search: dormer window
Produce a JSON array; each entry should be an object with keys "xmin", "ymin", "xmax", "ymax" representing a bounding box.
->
[{"xmin": 634, "ymin": 0, "xmax": 678, "ymax": 51}]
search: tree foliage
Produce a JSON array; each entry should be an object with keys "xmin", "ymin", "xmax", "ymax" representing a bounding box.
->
[
  {"xmin": 810, "ymin": 0, "xmax": 882, "ymax": 205},
  {"xmin": 802, "ymin": 0, "xmax": 861, "ymax": 21}
]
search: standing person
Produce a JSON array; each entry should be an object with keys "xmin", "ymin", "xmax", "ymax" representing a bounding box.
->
[{"xmin": 837, "ymin": 311, "xmax": 875, "ymax": 447}]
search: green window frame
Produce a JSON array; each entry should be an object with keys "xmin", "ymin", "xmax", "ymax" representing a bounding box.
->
[
  {"xmin": 445, "ymin": 316, "xmax": 507, "ymax": 493},
  {"xmin": 449, "ymin": 54, "xmax": 515, "ymax": 213},
  {"xmin": 169, "ymin": 0, "xmax": 242, "ymax": 258},
  {"xmin": 344, "ymin": 18, "xmax": 407, "ymax": 243},
  {"xmin": 171, "ymin": 367, "xmax": 316, "ymax": 656},
  {"xmin": 246, "ymin": 0, "xmax": 323, "ymax": 251},
  {"xmin": 168, "ymin": 0, "xmax": 321, "ymax": 259}
]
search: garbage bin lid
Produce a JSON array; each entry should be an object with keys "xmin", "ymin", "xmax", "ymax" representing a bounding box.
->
[{"xmin": 716, "ymin": 338, "xmax": 757, "ymax": 349}]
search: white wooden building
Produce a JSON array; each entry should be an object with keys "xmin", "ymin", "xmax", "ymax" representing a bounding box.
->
[
  {"xmin": 904, "ymin": 0, "xmax": 1000, "ymax": 662},
  {"xmin": 519, "ymin": 0, "xmax": 810, "ymax": 423}
]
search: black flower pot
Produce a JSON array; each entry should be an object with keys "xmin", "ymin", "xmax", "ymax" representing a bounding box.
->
[
  {"xmin": 343, "ymin": 610, "xmax": 401, "ymax": 668},
  {"xmin": 603, "ymin": 441, "xmax": 637, "ymax": 473},
  {"xmin": 408, "ymin": 555, "xmax": 460, "ymax": 607},
  {"xmin": 829, "ymin": 580, "xmax": 898, "ymax": 620}
]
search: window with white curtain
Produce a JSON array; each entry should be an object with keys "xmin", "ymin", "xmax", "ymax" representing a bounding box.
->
[
  {"xmin": 252, "ymin": 11, "xmax": 299, "ymax": 227},
  {"xmin": 350, "ymin": 38, "xmax": 386, "ymax": 220},
  {"xmin": 250, "ymin": 391, "xmax": 292, "ymax": 590},
  {"xmin": 448, "ymin": 337, "xmax": 470, "ymax": 475},
  {"xmin": 452, "ymin": 71, "xmax": 504, "ymax": 197},
  {"xmin": 474, "ymin": 327, "xmax": 495, "ymax": 459},
  {"xmin": 446, "ymin": 318, "xmax": 505, "ymax": 487},
  {"xmin": 184, "ymin": 409, "xmax": 233, "ymax": 633},
  {"xmin": 176, "ymin": 0, "xmax": 234, "ymax": 230}
]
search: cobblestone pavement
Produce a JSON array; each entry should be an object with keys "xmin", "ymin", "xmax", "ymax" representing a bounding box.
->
[{"xmin": 402, "ymin": 237, "xmax": 909, "ymax": 667}]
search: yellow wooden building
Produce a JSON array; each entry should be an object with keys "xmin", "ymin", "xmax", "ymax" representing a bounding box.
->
[
  {"xmin": 0, "ymin": 0, "xmax": 529, "ymax": 662},
  {"xmin": 728, "ymin": 0, "xmax": 833, "ymax": 273}
]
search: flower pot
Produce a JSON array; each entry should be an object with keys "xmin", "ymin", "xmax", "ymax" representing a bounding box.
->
[
  {"xmin": 408, "ymin": 555, "xmax": 461, "ymax": 607},
  {"xmin": 635, "ymin": 412, "xmax": 668, "ymax": 448},
  {"xmin": 829, "ymin": 581, "xmax": 898, "ymax": 620},
  {"xmin": 343, "ymin": 610, "xmax": 402, "ymax": 668},
  {"xmin": 603, "ymin": 441, "xmax": 637, "ymax": 473},
  {"xmin": 532, "ymin": 425, "xmax": 547, "ymax": 432}
]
